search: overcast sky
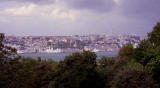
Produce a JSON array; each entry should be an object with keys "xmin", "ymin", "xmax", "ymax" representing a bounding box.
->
[{"xmin": 0, "ymin": 0, "xmax": 160, "ymax": 36}]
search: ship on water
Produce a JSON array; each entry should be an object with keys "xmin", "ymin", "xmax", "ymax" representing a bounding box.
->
[{"xmin": 44, "ymin": 48, "xmax": 62, "ymax": 53}]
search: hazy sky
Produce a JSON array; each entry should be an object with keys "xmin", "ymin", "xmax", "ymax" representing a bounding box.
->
[{"xmin": 0, "ymin": 0, "xmax": 160, "ymax": 36}]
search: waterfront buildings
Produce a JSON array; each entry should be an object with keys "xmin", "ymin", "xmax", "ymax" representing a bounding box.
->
[{"xmin": 3, "ymin": 34, "xmax": 142, "ymax": 53}]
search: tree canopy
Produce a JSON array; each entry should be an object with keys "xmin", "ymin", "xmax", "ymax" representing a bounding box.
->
[{"xmin": 49, "ymin": 51, "xmax": 105, "ymax": 88}]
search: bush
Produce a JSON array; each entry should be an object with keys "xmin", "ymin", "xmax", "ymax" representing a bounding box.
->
[{"xmin": 112, "ymin": 67, "xmax": 157, "ymax": 88}]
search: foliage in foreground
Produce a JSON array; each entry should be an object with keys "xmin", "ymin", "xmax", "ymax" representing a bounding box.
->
[
  {"xmin": 49, "ymin": 51, "xmax": 105, "ymax": 88},
  {"xmin": 133, "ymin": 22, "xmax": 160, "ymax": 84}
]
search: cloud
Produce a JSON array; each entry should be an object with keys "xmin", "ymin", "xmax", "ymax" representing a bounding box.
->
[
  {"xmin": 0, "ymin": 0, "xmax": 55, "ymax": 4},
  {"xmin": 121, "ymin": 0, "xmax": 160, "ymax": 13},
  {"xmin": 120, "ymin": 0, "xmax": 160, "ymax": 20},
  {"xmin": 4, "ymin": 4, "xmax": 36, "ymax": 16},
  {"xmin": 1, "ymin": 3, "xmax": 80, "ymax": 21},
  {"xmin": 41, "ymin": 8, "xmax": 80, "ymax": 20},
  {"xmin": 0, "ymin": 0, "xmax": 159, "ymax": 36},
  {"xmin": 113, "ymin": 0, "xmax": 120, "ymax": 4},
  {"xmin": 0, "ymin": 0, "xmax": 115, "ymax": 13},
  {"xmin": 61, "ymin": 0, "xmax": 115, "ymax": 12}
]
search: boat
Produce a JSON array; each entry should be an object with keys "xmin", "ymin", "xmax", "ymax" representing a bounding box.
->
[
  {"xmin": 92, "ymin": 48, "xmax": 100, "ymax": 52},
  {"xmin": 44, "ymin": 48, "xmax": 62, "ymax": 53}
]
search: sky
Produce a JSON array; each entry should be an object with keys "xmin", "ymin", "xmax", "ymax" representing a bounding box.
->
[{"xmin": 0, "ymin": 0, "xmax": 160, "ymax": 36}]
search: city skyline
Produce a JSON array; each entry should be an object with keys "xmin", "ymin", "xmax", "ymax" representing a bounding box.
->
[
  {"xmin": 0, "ymin": 0, "xmax": 160, "ymax": 36},
  {"xmin": 4, "ymin": 34, "xmax": 141, "ymax": 53}
]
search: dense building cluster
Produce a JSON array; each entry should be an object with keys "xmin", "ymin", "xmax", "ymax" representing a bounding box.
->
[{"xmin": 3, "ymin": 34, "xmax": 143, "ymax": 53}]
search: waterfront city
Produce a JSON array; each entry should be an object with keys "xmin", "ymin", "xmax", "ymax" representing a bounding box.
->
[{"xmin": 4, "ymin": 34, "xmax": 144, "ymax": 53}]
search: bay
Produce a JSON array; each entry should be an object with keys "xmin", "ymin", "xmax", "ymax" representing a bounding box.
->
[{"xmin": 19, "ymin": 51, "xmax": 118, "ymax": 61}]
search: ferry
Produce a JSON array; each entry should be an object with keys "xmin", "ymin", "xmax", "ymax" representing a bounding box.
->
[{"xmin": 44, "ymin": 48, "xmax": 62, "ymax": 53}]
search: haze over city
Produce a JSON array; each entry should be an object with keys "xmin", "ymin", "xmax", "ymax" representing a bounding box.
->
[{"xmin": 0, "ymin": 0, "xmax": 160, "ymax": 36}]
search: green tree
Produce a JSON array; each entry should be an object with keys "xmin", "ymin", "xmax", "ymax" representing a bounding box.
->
[
  {"xmin": 21, "ymin": 57, "xmax": 39, "ymax": 70},
  {"xmin": 41, "ymin": 58, "xmax": 59, "ymax": 70},
  {"xmin": 132, "ymin": 22, "xmax": 160, "ymax": 85},
  {"xmin": 148, "ymin": 22, "xmax": 160, "ymax": 46},
  {"xmin": 145, "ymin": 46, "xmax": 160, "ymax": 83},
  {"xmin": 118, "ymin": 43, "xmax": 134, "ymax": 58},
  {"xmin": 98, "ymin": 56, "xmax": 115, "ymax": 68},
  {"xmin": 49, "ymin": 51, "xmax": 105, "ymax": 88},
  {"xmin": 0, "ymin": 33, "xmax": 31, "ymax": 88},
  {"xmin": 97, "ymin": 56, "xmax": 116, "ymax": 88},
  {"xmin": 112, "ymin": 67, "xmax": 157, "ymax": 88},
  {"xmin": 20, "ymin": 57, "xmax": 59, "ymax": 88},
  {"xmin": 0, "ymin": 33, "xmax": 17, "ymax": 63},
  {"xmin": 31, "ymin": 62, "xmax": 54, "ymax": 88},
  {"xmin": 133, "ymin": 39, "xmax": 152, "ymax": 64}
]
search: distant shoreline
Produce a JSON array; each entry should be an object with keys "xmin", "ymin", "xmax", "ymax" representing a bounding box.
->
[
  {"xmin": 19, "ymin": 51, "xmax": 118, "ymax": 61},
  {"xmin": 18, "ymin": 51, "xmax": 118, "ymax": 54}
]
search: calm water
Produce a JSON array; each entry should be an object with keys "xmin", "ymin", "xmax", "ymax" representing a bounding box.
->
[{"xmin": 19, "ymin": 51, "xmax": 118, "ymax": 61}]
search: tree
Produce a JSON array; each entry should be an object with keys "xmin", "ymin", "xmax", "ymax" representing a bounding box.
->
[
  {"xmin": 132, "ymin": 22, "xmax": 160, "ymax": 85},
  {"xmin": 31, "ymin": 62, "xmax": 54, "ymax": 88},
  {"xmin": 21, "ymin": 57, "xmax": 39, "ymax": 70},
  {"xmin": 148, "ymin": 22, "xmax": 160, "ymax": 46},
  {"xmin": 133, "ymin": 39, "xmax": 152, "ymax": 64},
  {"xmin": 49, "ymin": 51, "xmax": 105, "ymax": 88},
  {"xmin": 0, "ymin": 33, "xmax": 17, "ymax": 63},
  {"xmin": 0, "ymin": 33, "xmax": 31, "ymax": 88},
  {"xmin": 97, "ymin": 56, "xmax": 116, "ymax": 88},
  {"xmin": 118, "ymin": 43, "xmax": 133, "ymax": 58},
  {"xmin": 98, "ymin": 56, "xmax": 115, "ymax": 68},
  {"xmin": 145, "ymin": 46, "xmax": 160, "ymax": 83},
  {"xmin": 112, "ymin": 67, "xmax": 158, "ymax": 88}
]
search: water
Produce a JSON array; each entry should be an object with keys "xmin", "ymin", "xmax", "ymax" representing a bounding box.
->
[{"xmin": 19, "ymin": 51, "xmax": 118, "ymax": 61}]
